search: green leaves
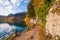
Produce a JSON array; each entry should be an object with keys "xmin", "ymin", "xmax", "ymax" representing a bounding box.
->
[
  {"xmin": 27, "ymin": 0, "xmax": 35, "ymax": 18},
  {"xmin": 35, "ymin": 0, "xmax": 54, "ymax": 27},
  {"xmin": 27, "ymin": 0, "xmax": 54, "ymax": 27}
]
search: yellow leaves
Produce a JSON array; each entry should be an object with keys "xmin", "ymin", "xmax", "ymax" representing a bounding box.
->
[
  {"xmin": 24, "ymin": 15, "xmax": 30, "ymax": 24},
  {"xmin": 24, "ymin": 15, "xmax": 33, "ymax": 30}
]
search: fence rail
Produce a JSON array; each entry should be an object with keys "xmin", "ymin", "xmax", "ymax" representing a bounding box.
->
[{"xmin": 0, "ymin": 29, "xmax": 15, "ymax": 40}]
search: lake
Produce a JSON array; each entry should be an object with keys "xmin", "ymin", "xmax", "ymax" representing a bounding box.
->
[{"xmin": 0, "ymin": 23, "xmax": 27, "ymax": 40}]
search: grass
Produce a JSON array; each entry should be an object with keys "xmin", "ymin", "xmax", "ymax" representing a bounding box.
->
[{"xmin": 35, "ymin": 0, "xmax": 54, "ymax": 27}]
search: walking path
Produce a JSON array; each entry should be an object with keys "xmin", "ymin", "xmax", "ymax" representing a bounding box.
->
[{"xmin": 14, "ymin": 26, "xmax": 39, "ymax": 40}]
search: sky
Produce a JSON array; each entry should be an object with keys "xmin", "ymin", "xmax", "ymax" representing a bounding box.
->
[{"xmin": 0, "ymin": 0, "xmax": 29, "ymax": 16}]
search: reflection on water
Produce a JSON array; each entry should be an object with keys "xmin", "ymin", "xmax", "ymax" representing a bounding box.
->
[{"xmin": 0, "ymin": 23, "xmax": 27, "ymax": 37}]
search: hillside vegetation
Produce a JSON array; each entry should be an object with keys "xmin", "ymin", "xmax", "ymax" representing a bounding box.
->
[
  {"xmin": 24, "ymin": 0, "xmax": 54, "ymax": 40},
  {"xmin": 32, "ymin": 0, "xmax": 54, "ymax": 27}
]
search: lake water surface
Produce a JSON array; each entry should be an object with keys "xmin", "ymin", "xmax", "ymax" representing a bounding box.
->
[{"xmin": 0, "ymin": 23, "xmax": 27, "ymax": 38}]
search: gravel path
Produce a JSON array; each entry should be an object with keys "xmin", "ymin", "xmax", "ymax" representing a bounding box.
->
[{"xmin": 14, "ymin": 26, "xmax": 39, "ymax": 40}]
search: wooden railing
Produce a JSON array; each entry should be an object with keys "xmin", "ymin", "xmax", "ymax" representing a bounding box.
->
[
  {"xmin": 6, "ymin": 33, "xmax": 16, "ymax": 40},
  {"xmin": 6, "ymin": 29, "xmax": 18, "ymax": 40},
  {"xmin": 0, "ymin": 29, "xmax": 17, "ymax": 40},
  {"xmin": 0, "ymin": 31, "xmax": 14, "ymax": 40}
]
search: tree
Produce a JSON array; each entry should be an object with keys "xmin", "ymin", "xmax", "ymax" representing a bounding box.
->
[{"xmin": 27, "ymin": 0, "xmax": 35, "ymax": 18}]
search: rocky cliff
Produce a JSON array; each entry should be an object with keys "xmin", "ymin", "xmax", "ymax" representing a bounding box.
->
[
  {"xmin": 46, "ymin": 0, "xmax": 60, "ymax": 37},
  {"xmin": 25, "ymin": 0, "xmax": 60, "ymax": 40}
]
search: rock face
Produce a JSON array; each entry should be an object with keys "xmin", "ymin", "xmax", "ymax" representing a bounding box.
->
[
  {"xmin": 46, "ymin": 0, "xmax": 60, "ymax": 37},
  {"xmin": 46, "ymin": 13, "xmax": 60, "ymax": 36}
]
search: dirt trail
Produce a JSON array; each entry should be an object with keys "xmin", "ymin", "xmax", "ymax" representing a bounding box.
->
[{"xmin": 14, "ymin": 26, "xmax": 39, "ymax": 40}]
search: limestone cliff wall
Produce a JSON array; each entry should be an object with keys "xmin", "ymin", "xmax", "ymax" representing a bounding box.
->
[{"xmin": 46, "ymin": 0, "xmax": 60, "ymax": 37}]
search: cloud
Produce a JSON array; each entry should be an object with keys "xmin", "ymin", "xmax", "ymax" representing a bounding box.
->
[
  {"xmin": 4, "ymin": 0, "xmax": 10, "ymax": 6},
  {"xmin": 0, "ymin": 0, "xmax": 20, "ymax": 16},
  {"xmin": 11, "ymin": 0, "xmax": 20, "ymax": 6},
  {"xmin": 0, "ymin": 0, "xmax": 29, "ymax": 16}
]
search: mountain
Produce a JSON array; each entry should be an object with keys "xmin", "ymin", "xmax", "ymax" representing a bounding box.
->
[
  {"xmin": 8, "ymin": 14, "xmax": 14, "ymax": 17},
  {"xmin": 14, "ymin": 12, "xmax": 26, "ymax": 17},
  {"xmin": 8, "ymin": 12, "xmax": 26, "ymax": 18},
  {"xmin": 0, "ymin": 15, "xmax": 5, "ymax": 18}
]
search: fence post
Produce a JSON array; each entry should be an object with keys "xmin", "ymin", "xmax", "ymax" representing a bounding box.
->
[{"xmin": 14, "ymin": 28, "xmax": 17, "ymax": 36}]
